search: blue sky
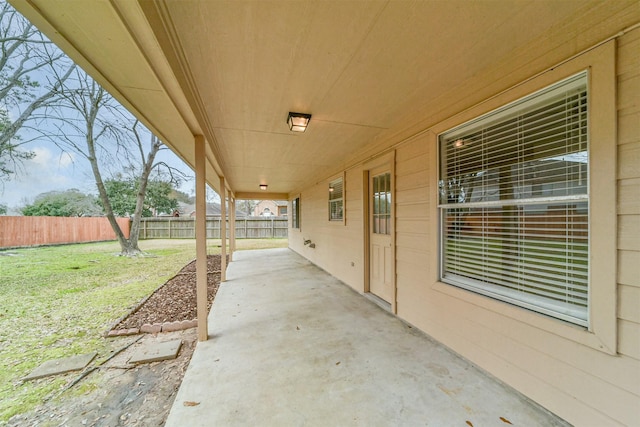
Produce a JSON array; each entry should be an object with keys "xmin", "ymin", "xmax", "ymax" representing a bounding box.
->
[
  {"xmin": 0, "ymin": 141, "xmax": 195, "ymax": 211},
  {"xmin": 0, "ymin": 4, "xmax": 197, "ymax": 212}
]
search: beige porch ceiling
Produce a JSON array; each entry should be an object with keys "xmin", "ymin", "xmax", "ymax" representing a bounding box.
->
[{"xmin": 9, "ymin": 0, "xmax": 638, "ymax": 197}]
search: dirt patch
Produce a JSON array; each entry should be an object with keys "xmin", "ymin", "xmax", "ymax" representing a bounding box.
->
[{"xmin": 8, "ymin": 255, "xmax": 223, "ymax": 427}]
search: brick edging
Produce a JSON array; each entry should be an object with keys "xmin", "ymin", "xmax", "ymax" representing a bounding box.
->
[
  {"xmin": 104, "ymin": 258, "xmax": 198, "ymax": 337},
  {"xmin": 106, "ymin": 319, "xmax": 198, "ymax": 337}
]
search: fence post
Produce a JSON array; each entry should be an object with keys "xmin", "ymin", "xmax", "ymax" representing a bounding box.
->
[
  {"xmin": 168, "ymin": 218, "xmax": 172, "ymax": 239},
  {"xmin": 271, "ymin": 217, "xmax": 275, "ymax": 238},
  {"xmin": 244, "ymin": 218, "xmax": 247, "ymax": 238}
]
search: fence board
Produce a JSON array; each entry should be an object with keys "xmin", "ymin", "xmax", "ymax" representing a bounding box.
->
[
  {"xmin": 138, "ymin": 217, "xmax": 288, "ymax": 239},
  {"xmin": 0, "ymin": 216, "xmax": 130, "ymax": 248}
]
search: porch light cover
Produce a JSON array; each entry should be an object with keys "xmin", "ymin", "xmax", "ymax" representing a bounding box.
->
[
  {"xmin": 259, "ymin": 184, "xmax": 268, "ymax": 190},
  {"xmin": 287, "ymin": 112, "xmax": 312, "ymax": 132}
]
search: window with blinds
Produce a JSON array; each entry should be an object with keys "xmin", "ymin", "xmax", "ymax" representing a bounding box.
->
[
  {"xmin": 438, "ymin": 72, "xmax": 589, "ymax": 326},
  {"xmin": 329, "ymin": 177, "xmax": 344, "ymax": 221}
]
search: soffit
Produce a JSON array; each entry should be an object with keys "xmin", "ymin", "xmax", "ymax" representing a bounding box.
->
[
  {"xmin": 11, "ymin": 0, "xmax": 639, "ymax": 197},
  {"xmin": 9, "ymin": 0, "xmax": 223, "ymax": 192},
  {"xmin": 140, "ymin": 0, "xmax": 624, "ymax": 196}
]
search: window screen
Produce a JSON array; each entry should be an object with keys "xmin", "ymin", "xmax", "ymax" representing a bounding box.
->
[{"xmin": 438, "ymin": 72, "xmax": 589, "ymax": 326}]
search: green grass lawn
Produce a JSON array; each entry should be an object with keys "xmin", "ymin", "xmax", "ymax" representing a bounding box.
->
[{"xmin": 0, "ymin": 238, "xmax": 287, "ymax": 422}]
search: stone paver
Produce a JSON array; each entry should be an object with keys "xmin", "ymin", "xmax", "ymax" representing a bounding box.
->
[
  {"xmin": 129, "ymin": 339, "xmax": 182, "ymax": 364},
  {"xmin": 23, "ymin": 352, "xmax": 97, "ymax": 381}
]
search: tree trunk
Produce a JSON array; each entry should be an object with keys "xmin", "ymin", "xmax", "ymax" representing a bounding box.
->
[
  {"xmin": 128, "ymin": 135, "xmax": 161, "ymax": 251},
  {"xmin": 89, "ymin": 147, "xmax": 139, "ymax": 255},
  {"xmin": 84, "ymin": 89, "xmax": 141, "ymax": 256}
]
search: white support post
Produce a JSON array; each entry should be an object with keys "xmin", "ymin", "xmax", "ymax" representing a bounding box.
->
[
  {"xmin": 194, "ymin": 135, "xmax": 208, "ymax": 341},
  {"xmin": 220, "ymin": 176, "xmax": 227, "ymax": 282}
]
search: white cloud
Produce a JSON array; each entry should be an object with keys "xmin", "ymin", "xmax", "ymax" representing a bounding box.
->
[
  {"xmin": 0, "ymin": 146, "xmax": 91, "ymax": 208},
  {"xmin": 1, "ymin": 140, "xmax": 195, "ymax": 211}
]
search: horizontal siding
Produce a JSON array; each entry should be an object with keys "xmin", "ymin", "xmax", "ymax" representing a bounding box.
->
[
  {"xmin": 617, "ymin": 73, "xmax": 640, "ymax": 112},
  {"xmin": 618, "ymin": 319, "xmax": 640, "ymax": 361},
  {"xmin": 395, "ymin": 201, "xmax": 429, "ymax": 218},
  {"xmin": 395, "ymin": 187, "xmax": 428, "ymax": 205},
  {"xmin": 395, "ymin": 232, "xmax": 429, "ymax": 252},
  {"xmin": 396, "ymin": 260, "xmax": 429, "ymax": 277},
  {"xmin": 618, "ymin": 140, "xmax": 640, "ymax": 179},
  {"xmin": 395, "ymin": 137, "xmax": 433, "ymax": 339},
  {"xmin": 396, "ymin": 246, "xmax": 428, "ymax": 268},
  {"xmin": 395, "ymin": 170, "xmax": 429, "ymax": 191},
  {"xmin": 395, "ymin": 218, "xmax": 429, "ymax": 234},
  {"xmin": 289, "ymin": 167, "xmax": 365, "ymax": 291},
  {"xmin": 618, "ymin": 215, "xmax": 640, "ymax": 250},
  {"xmin": 395, "ymin": 140, "xmax": 428, "ymax": 161},
  {"xmin": 617, "ymin": 28, "xmax": 640, "ymax": 77},
  {"xmin": 618, "ymin": 250, "xmax": 640, "ymax": 287},
  {"xmin": 618, "ymin": 284, "xmax": 640, "ymax": 323},
  {"xmin": 616, "ymin": 27, "xmax": 640, "ymax": 366},
  {"xmin": 420, "ymin": 291, "xmax": 639, "ymax": 426},
  {"xmin": 618, "ymin": 110, "xmax": 639, "ymax": 145},
  {"xmin": 618, "ymin": 178, "xmax": 640, "ymax": 214},
  {"xmin": 395, "ymin": 154, "xmax": 429, "ymax": 176},
  {"xmin": 448, "ymin": 288, "xmax": 640, "ymax": 395}
]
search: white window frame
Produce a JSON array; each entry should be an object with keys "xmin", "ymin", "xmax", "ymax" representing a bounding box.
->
[
  {"xmin": 438, "ymin": 72, "xmax": 589, "ymax": 326},
  {"xmin": 428, "ymin": 41, "xmax": 616, "ymax": 354}
]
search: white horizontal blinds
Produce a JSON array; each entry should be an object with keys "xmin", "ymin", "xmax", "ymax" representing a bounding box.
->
[
  {"xmin": 373, "ymin": 173, "xmax": 391, "ymax": 235},
  {"xmin": 438, "ymin": 72, "xmax": 589, "ymax": 325},
  {"xmin": 329, "ymin": 177, "xmax": 344, "ymax": 221}
]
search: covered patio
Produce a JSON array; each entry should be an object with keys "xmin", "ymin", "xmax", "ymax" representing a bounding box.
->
[
  {"xmin": 165, "ymin": 248, "xmax": 568, "ymax": 426},
  {"xmin": 10, "ymin": 1, "xmax": 639, "ymax": 424}
]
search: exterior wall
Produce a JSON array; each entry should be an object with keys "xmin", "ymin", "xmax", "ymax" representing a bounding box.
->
[
  {"xmin": 617, "ymin": 27, "xmax": 640, "ymax": 362},
  {"xmin": 289, "ymin": 27, "xmax": 640, "ymax": 426},
  {"xmin": 253, "ymin": 200, "xmax": 288, "ymax": 217},
  {"xmin": 254, "ymin": 200, "xmax": 277, "ymax": 216},
  {"xmin": 289, "ymin": 169, "xmax": 365, "ymax": 292}
]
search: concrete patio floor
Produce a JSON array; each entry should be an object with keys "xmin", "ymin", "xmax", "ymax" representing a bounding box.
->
[{"xmin": 165, "ymin": 248, "xmax": 569, "ymax": 427}]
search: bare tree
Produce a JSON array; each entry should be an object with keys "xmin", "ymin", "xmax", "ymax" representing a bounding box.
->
[
  {"xmin": 0, "ymin": 1, "xmax": 75, "ymax": 181},
  {"xmin": 48, "ymin": 69, "xmax": 185, "ymax": 255},
  {"xmin": 125, "ymin": 120, "xmax": 186, "ymax": 251},
  {"xmin": 238, "ymin": 199, "xmax": 258, "ymax": 216}
]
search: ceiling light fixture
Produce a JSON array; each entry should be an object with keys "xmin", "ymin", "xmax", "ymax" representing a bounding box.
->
[
  {"xmin": 329, "ymin": 186, "xmax": 334, "ymax": 192},
  {"xmin": 287, "ymin": 112, "xmax": 312, "ymax": 132},
  {"xmin": 259, "ymin": 184, "xmax": 268, "ymax": 191},
  {"xmin": 453, "ymin": 139, "xmax": 465, "ymax": 148}
]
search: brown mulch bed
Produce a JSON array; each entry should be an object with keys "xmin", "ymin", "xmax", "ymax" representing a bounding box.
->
[{"xmin": 112, "ymin": 255, "xmax": 223, "ymax": 330}]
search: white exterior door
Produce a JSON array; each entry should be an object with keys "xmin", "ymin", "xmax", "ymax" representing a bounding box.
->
[{"xmin": 369, "ymin": 167, "xmax": 393, "ymax": 303}]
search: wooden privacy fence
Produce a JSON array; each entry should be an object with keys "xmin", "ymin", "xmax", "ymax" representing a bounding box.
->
[
  {"xmin": 0, "ymin": 216, "xmax": 130, "ymax": 248},
  {"xmin": 139, "ymin": 217, "xmax": 288, "ymax": 239}
]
